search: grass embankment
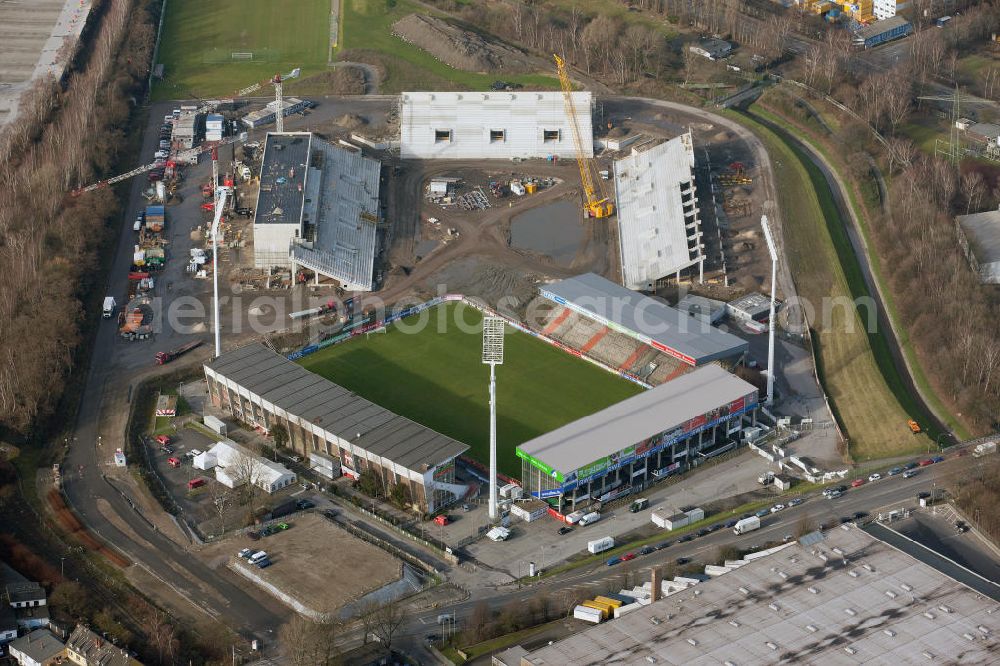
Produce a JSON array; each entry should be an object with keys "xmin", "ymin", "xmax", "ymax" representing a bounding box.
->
[
  {"xmin": 298, "ymin": 303, "xmax": 642, "ymax": 477},
  {"xmin": 727, "ymin": 110, "xmax": 928, "ymax": 461},
  {"xmin": 753, "ymin": 92, "xmax": 970, "ymax": 442},
  {"xmin": 153, "ymin": 0, "xmax": 331, "ymax": 101},
  {"xmin": 338, "ymin": 0, "xmax": 559, "ymax": 93}
]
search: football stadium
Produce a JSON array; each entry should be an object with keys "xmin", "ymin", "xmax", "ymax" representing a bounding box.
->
[{"xmin": 205, "ymin": 275, "xmax": 760, "ymax": 515}]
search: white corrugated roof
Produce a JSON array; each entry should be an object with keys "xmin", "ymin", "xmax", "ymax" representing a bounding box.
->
[
  {"xmin": 399, "ymin": 91, "xmax": 592, "ymax": 159},
  {"xmin": 614, "ymin": 133, "xmax": 703, "ymax": 289}
]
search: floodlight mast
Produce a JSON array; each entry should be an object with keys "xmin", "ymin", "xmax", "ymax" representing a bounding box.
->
[
  {"xmin": 761, "ymin": 216, "xmax": 778, "ymax": 406},
  {"xmin": 482, "ymin": 317, "xmax": 505, "ymax": 521},
  {"xmin": 211, "ymin": 188, "xmax": 229, "ymax": 358}
]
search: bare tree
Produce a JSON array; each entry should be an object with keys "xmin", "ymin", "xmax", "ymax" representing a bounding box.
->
[
  {"xmin": 961, "ymin": 171, "xmax": 985, "ymax": 214},
  {"xmin": 371, "ymin": 599, "xmax": 406, "ymax": 652},
  {"xmin": 229, "ymin": 448, "xmax": 264, "ymax": 520},
  {"xmin": 209, "ymin": 482, "xmax": 234, "ymax": 536},
  {"xmin": 279, "ymin": 615, "xmax": 340, "ymax": 666}
]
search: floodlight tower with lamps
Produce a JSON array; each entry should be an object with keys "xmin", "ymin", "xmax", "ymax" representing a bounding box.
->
[
  {"xmin": 482, "ymin": 316, "xmax": 505, "ymax": 521},
  {"xmin": 211, "ymin": 188, "xmax": 229, "ymax": 358},
  {"xmin": 760, "ymin": 215, "xmax": 777, "ymax": 406}
]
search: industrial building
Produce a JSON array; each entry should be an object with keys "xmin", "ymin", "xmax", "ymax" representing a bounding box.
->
[
  {"xmin": 956, "ymin": 208, "xmax": 1000, "ymax": 284},
  {"xmin": 204, "ymin": 343, "xmax": 469, "ymax": 513},
  {"xmin": 874, "ymin": 0, "xmax": 899, "ymax": 20},
  {"xmin": 252, "ymin": 132, "xmax": 382, "ymax": 291},
  {"xmin": 517, "ymin": 364, "xmax": 759, "ymax": 510},
  {"xmin": 539, "ymin": 273, "xmax": 748, "ymax": 366},
  {"xmin": 520, "ymin": 526, "xmax": 1000, "ymax": 665},
  {"xmin": 194, "ymin": 440, "xmax": 297, "ymax": 494},
  {"xmin": 613, "ymin": 133, "xmax": 705, "ymax": 289},
  {"xmin": 727, "ymin": 292, "xmax": 774, "ymax": 322},
  {"xmin": 242, "ymin": 97, "xmax": 309, "ymax": 129},
  {"xmin": 688, "ymin": 38, "xmax": 733, "ymax": 61},
  {"xmin": 855, "ymin": 15, "xmax": 912, "ymax": 48},
  {"xmin": 398, "ymin": 91, "xmax": 592, "ymax": 160}
]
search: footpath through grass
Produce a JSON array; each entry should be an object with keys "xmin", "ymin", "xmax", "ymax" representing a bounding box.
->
[
  {"xmin": 297, "ymin": 303, "xmax": 642, "ymax": 477},
  {"xmin": 729, "ymin": 110, "xmax": 928, "ymax": 461},
  {"xmin": 153, "ymin": 0, "xmax": 331, "ymax": 101},
  {"xmin": 753, "ymin": 95, "xmax": 970, "ymax": 442},
  {"xmin": 338, "ymin": 0, "xmax": 559, "ymax": 93}
]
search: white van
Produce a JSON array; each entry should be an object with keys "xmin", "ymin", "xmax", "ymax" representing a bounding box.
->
[
  {"xmin": 578, "ymin": 511, "xmax": 601, "ymax": 527},
  {"xmin": 248, "ymin": 551, "xmax": 267, "ymax": 564}
]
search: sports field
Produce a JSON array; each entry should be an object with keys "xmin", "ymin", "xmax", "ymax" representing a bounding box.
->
[
  {"xmin": 297, "ymin": 303, "xmax": 643, "ymax": 477},
  {"xmin": 153, "ymin": 0, "xmax": 331, "ymax": 101}
]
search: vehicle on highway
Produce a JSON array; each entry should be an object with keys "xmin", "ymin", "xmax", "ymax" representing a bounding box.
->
[
  {"xmin": 902, "ymin": 469, "xmax": 919, "ymax": 478},
  {"xmin": 622, "ymin": 552, "xmax": 637, "ymax": 562},
  {"xmin": 606, "ymin": 556, "xmax": 622, "ymax": 567},
  {"xmin": 851, "ymin": 479, "xmax": 865, "ymax": 488},
  {"xmin": 558, "ymin": 526, "xmax": 573, "ymax": 536},
  {"xmin": 868, "ymin": 473, "xmax": 882, "ymax": 482},
  {"xmin": 918, "ymin": 459, "xmax": 934, "ymax": 467},
  {"xmin": 887, "ymin": 466, "xmax": 903, "ymax": 476},
  {"xmin": 676, "ymin": 557, "xmax": 690, "ymax": 565},
  {"xmin": 755, "ymin": 509, "xmax": 771, "ymax": 518},
  {"xmin": 932, "ymin": 455, "xmax": 945, "ymax": 463},
  {"xmin": 639, "ymin": 545, "xmax": 654, "ymax": 556},
  {"xmin": 788, "ymin": 498, "xmax": 804, "ymax": 507},
  {"xmin": 770, "ymin": 504, "xmax": 786, "ymax": 513}
]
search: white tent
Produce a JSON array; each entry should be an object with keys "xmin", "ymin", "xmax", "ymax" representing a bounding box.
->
[{"xmin": 193, "ymin": 451, "xmax": 218, "ymax": 470}]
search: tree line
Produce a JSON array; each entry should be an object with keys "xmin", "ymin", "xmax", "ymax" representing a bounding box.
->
[{"xmin": 0, "ymin": 0, "xmax": 155, "ymax": 436}]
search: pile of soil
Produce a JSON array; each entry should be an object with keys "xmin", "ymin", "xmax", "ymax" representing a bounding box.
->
[
  {"xmin": 337, "ymin": 113, "xmax": 367, "ymax": 130},
  {"xmin": 392, "ymin": 14, "xmax": 532, "ymax": 74}
]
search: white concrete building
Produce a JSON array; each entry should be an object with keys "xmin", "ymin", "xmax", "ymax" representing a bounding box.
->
[
  {"xmin": 399, "ymin": 91, "xmax": 593, "ymax": 160},
  {"xmin": 613, "ymin": 133, "xmax": 705, "ymax": 289},
  {"xmin": 253, "ymin": 132, "xmax": 381, "ymax": 291},
  {"xmin": 202, "ymin": 440, "xmax": 296, "ymax": 494},
  {"xmin": 874, "ymin": 0, "xmax": 898, "ymax": 20}
]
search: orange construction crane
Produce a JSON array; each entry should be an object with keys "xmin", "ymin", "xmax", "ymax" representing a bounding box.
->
[{"xmin": 554, "ymin": 54, "xmax": 613, "ymax": 219}]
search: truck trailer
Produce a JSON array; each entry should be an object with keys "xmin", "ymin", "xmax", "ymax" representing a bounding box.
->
[
  {"xmin": 734, "ymin": 516, "xmax": 761, "ymax": 535},
  {"xmin": 154, "ymin": 340, "xmax": 203, "ymax": 365}
]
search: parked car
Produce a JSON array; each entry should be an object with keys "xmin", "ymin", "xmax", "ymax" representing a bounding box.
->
[
  {"xmin": 639, "ymin": 545, "xmax": 654, "ymax": 556},
  {"xmin": 187, "ymin": 478, "xmax": 206, "ymax": 490},
  {"xmin": 606, "ymin": 557, "xmax": 622, "ymax": 567},
  {"xmin": 868, "ymin": 473, "xmax": 882, "ymax": 482},
  {"xmin": 276, "ymin": 522, "xmax": 290, "ymax": 531},
  {"xmin": 902, "ymin": 469, "xmax": 919, "ymax": 479},
  {"xmin": 295, "ymin": 499, "xmax": 315, "ymax": 510},
  {"xmin": 167, "ymin": 457, "xmax": 181, "ymax": 468},
  {"xmin": 903, "ymin": 462, "xmax": 919, "ymax": 470},
  {"xmin": 698, "ymin": 528, "xmax": 710, "ymax": 537},
  {"xmin": 654, "ymin": 541, "xmax": 671, "ymax": 550},
  {"xmin": 621, "ymin": 552, "xmax": 637, "ymax": 562},
  {"xmin": 932, "ymin": 455, "xmax": 945, "ymax": 463},
  {"xmin": 680, "ymin": 534, "xmax": 694, "ymax": 542},
  {"xmin": 755, "ymin": 509, "xmax": 771, "ymax": 518},
  {"xmin": 853, "ymin": 511, "xmax": 868, "ymax": 521},
  {"xmin": 770, "ymin": 504, "xmax": 786, "ymax": 513},
  {"xmin": 256, "ymin": 559, "xmax": 272, "ymax": 569},
  {"xmin": 154, "ymin": 435, "xmax": 171, "ymax": 446},
  {"xmin": 725, "ymin": 520, "xmax": 738, "ymax": 528},
  {"xmin": 675, "ymin": 557, "xmax": 690, "ymax": 565},
  {"xmin": 558, "ymin": 526, "xmax": 573, "ymax": 536},
  {"xmin": 462, "ymin": 503, "xmax": 472, "ymax": 512},
  {"xmin": 918, "ymin": 491, "xmax": 931, "ymax": 499},
  {"xmin": 918, "ymin": 458, "xmax": 934, "ymax": 466},
  {"xmin": 788, "ymin": 498, "xmax": 804, "ymax": 507},
  {"xmin": 238, "ymin": 548, "xmax": 252, "ymax": 559},
  {"xmin": 851, "ymin": 479, "xmax": 865, "ymax": 488},
  {"xmin": 887, "ymin": 466, "xmax": 903, "ymax": 476},
  {"xmin": 826, "ymin": 490, "xmax": 843, "ymax": 499}
]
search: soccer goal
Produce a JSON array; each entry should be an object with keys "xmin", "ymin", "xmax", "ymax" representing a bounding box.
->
[
  {"xmin": 366, "ymin": 327, "xmax": 387, "ymax": 340},
  {"xmin": 231, "ymin": 52, "xmax": 254, "ymax": 61}
]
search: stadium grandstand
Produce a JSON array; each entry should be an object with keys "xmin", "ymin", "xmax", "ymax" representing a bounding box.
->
[
  {"xmin": 204, "ymin": 342, "xmax": 469, "ymax": 513},
  {"xmin": 517, "ymin": 364, "xmax": 759, "ymax": 511},
  {"xmin": 539, "ymin": 273, "xmax": 748, "ymax": 367},
  {"xmin": 253, "ymin": 132, "xmax": 382, "ymax": 291}
]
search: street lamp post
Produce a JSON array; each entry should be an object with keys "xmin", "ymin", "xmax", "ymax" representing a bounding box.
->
[
  {"xmin": 761, "ymin": 216, "xmax": 778, "ymax": 406},
  {"xmin": 482, "ymin": 317, "xmax": 505, "ymax": 521},
  {"xmin": 210, "ymin": 188, "xmax": 229, "ymax": 358}
]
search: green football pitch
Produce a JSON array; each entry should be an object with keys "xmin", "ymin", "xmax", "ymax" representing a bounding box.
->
[
  {"xmin": 153, "ymin": 0, "xmax": 331, "ymax": 101},
  {"xmin": 297, "ymin": 303, "xmax": 644, "ymax": 477}
]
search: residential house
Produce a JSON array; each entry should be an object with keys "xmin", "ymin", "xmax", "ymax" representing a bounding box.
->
[{"xmin": 7, "ymin": 628, "xmax": 65, "ymax": 666}]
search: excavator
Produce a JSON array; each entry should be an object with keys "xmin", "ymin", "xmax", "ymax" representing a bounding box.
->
[{"xmin": 554, "ymin": 54, "xmax": 613, "ymax": 219}]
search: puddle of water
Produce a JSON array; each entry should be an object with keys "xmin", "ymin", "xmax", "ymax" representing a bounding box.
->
[
  {"xmin": 416, "ymin": 239, "xmax": 439, "ymax": 257},
  {"xmin": 510, "ymin": 199, "xmax": 583, "ymax": 264}
]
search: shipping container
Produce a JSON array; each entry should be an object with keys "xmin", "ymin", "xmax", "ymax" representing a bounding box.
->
[{"xmin": 587, "ymin": 536, "xmax": 615, "ymax": 554}]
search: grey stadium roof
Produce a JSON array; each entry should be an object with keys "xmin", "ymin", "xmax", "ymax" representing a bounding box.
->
[
  {"xmin": 522, "ymin": 525, "xmax": 1000, "ymax": 665},
  {"xmin": 255, "ymin": 133, "xmax": 311, "ymax": 225},
  {"xmin": 517, "ymin": 364, "xmax": 756, "ymax": 474},
  {"xmin": 541, "ymin": 273, "xmax": 747, "ymax": 365},
  {"xmin": 206, "ymin": 343, "xmax": 468, "ymax": 471}
]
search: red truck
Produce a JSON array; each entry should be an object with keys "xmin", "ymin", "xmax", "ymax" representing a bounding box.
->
[
  {"xmin": 155, "ymin": 340, "xmax": 203, "ymax": 365},
  {"xmin": 187, "ymin": 478, "xmax": 206, "ymax": 489}
]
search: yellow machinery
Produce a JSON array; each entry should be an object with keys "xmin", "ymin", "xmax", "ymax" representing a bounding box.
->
[{"xmin": 554, "ymin": 54, "xmax": 613, "ymax": 219}]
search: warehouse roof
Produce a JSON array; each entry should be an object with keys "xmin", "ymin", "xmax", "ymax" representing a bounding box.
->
[
  {"xmin": 517, "ymin": 364, "xmax": 756, "ymax": 475},
  {"xmin": 540, "ymin": 273, "xmax": 748, "ymax": 365},
  {"xmin": 613, "ymin": 133, "xmax": 703, "ymax": 290},
  {"xmin": 255, "ymin": 132, "xmax": 311, "ymax": 226},
  {"xmin": 206, "ymin": 343, "xmax": 468, "ymax": 471},
  {"xmin": 8, "ymin": 629, "xmax": 65, "ymax": 663},
  {"xmin": 958, "ymin": 209, "xmax": 1000, "ymax": 264},
  {"xmin": 858, "ymin": 15, "xmax": 910, "ymax": 40},
  {"xmin": 522, "ymin": 526, "xmax": 1000, "ymax": 665}
]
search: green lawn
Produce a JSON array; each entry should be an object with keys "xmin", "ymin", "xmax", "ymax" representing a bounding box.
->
[
  {"xmin": 153, "ymin": 0, "xmax": 332, "ymax": 101},
  {"xmin": 338, "ymin": 0, "xmax": 560, "ymax": 93},
  {"xmin": 730, "ymin": 110, "xmax": 929, "ymax": 461},
  {"xmin": 297, "ymin": 303, "xmax": 642, "ymax": 477}
]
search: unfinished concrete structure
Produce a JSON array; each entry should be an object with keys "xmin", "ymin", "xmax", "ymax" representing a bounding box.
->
[
  {"xmin": 399, "ymin": 91, "xmax": 593, "ymax": 160},
  {"xmin": 613, "ymin": 132, "xmax": 705, "ymax": 289}
]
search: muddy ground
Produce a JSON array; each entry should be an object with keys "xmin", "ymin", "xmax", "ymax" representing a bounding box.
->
[{"xmin": 392, "ymin": 13, "xmax": 533, "ymax": 74}]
